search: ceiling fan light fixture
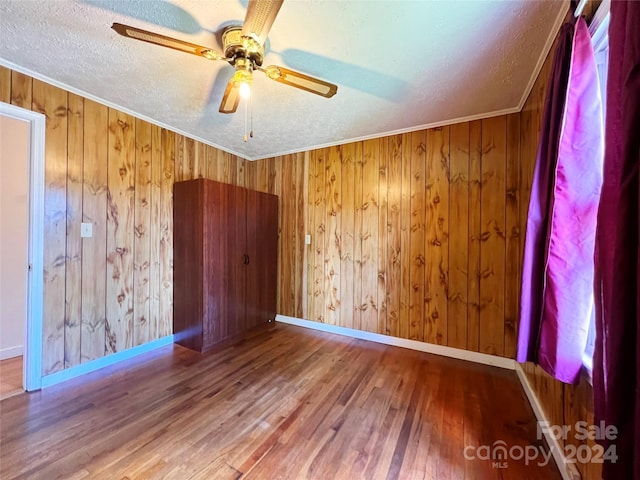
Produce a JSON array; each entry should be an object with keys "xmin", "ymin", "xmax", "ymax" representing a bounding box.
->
[
  {"xmin": 238, "ymin": 75, "xmax": 252, "ymax": 99},
  {"xmin": 233, "ymin": 58, "xmax": 254, "ymax": 99}
]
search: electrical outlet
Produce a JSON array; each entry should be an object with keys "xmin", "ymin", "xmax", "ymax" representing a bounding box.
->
[{"xmin": 81, "ymin": 222, "xmax": 93, "ymax": 238}]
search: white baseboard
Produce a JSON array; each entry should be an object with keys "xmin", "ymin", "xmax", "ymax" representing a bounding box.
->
[
  {"xmin": 514, "ymin": 364, "xmax": 580, "ymax": 480},
  {"xmin": 41, "ymin": 335, "xmax": 175, "ymax": 389},
  {"xmin": 275, "ymin": 315, "xmax": 515, "ymax": 370},
  {"xmin": 0, "ymin": 345, "xmax": 24, "ymax": 360}
]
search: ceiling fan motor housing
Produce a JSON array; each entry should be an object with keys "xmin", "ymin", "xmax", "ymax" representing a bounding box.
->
[{"xmin": 222, "ymin": 26, "xmax": 264, "ymax": 67}]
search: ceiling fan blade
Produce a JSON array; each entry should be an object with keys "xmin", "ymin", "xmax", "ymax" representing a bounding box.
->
[
  {"xmin": 242, "ymin": 0, "xmax": 284, "ymax": 45},
  {"xmin": 112, "ymin": 23, "xmax": 224, "ymax": 60},
  {"xmin": 261, "ymin": 66, "xmax": 338, "ymax": 98},
  {"xmin": 219, "ymin": 79, "xmax": 241, "ymax": 114}
]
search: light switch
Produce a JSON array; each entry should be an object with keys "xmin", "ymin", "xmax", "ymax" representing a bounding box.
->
[
  {"xmin": 305, "ymin": 234, "xmax": 311, "ymax": 245},
  {"xmin": 81, "ymin": 222, "xmax": 93, "ymax": 238}
]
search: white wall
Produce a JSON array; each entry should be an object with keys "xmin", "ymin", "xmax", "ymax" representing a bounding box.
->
[{"xmin": 0, "ymin": 114, "xmax": 29, "ymax": 359}]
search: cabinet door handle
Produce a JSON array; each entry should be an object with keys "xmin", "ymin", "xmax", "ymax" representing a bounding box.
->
[{"xmin": 243, "ymin": 254, "xmax": 250, "ymax": 265}]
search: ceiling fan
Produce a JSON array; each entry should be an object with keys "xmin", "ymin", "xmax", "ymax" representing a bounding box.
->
[{"xmin": 112, "ymin": 0, "xmax": 338, "ymax": 114}]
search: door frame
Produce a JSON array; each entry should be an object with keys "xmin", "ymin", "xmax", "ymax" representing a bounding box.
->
[{"xmin": 1, "ymin": 102, "xmax": 45, "ymax": 391}]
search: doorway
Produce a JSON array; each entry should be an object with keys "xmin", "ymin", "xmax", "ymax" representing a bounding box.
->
[
  {"xmin": 0, "ymin": 114, "xmax": 28, "ymax": 398},
  {"xmin": 0, "ymin": 102, "xmax": 45, "ymax": 392}
]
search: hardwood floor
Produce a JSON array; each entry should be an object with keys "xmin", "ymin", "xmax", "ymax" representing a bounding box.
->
[
  {"xmin": 0, "ymin": 324, "xmax": 561, "ymax": 479},
  {"xmin": 0, "ymin": 356, "xmax": 23, "ymax": 400}
]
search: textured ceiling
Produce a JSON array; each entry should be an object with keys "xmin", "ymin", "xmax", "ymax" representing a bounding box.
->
[{"xmin": 0, "ymin": 0, "xmax": 567, "ymax": 160}]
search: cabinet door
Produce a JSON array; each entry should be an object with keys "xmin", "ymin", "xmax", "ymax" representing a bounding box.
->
[
  {"xmin": 245, "ymin": 189, "xmax": 278, "ymax": 327},
  {"xmin": 226, "ymin": 183, "xmax": 247, "ymax": 337},
  {"xmin": 173, "ymin": 180, "xmax": 204, "ymax": 351},
  {"xmin": 202, "ymin": 181, "xmax": 246, "ymax": 347}
]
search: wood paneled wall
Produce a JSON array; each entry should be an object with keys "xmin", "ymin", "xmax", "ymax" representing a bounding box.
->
[
  {"xmin": 3, "ymin": 64, "xmax": 527, "ymax": 362},
  {"xmin": 0, "ymin": 68, "xmax": 527, "ymax": 365},
  {"xmin": 304, "ymin": 118, "xmax": 522, "ymax": 358},
  {"xmin": 1, "ymin": 69, "xmax": 173, "ymax": 373},
  {"xmin": 0, "ymin": 66, "xmax": 305, "ymax": 376}
]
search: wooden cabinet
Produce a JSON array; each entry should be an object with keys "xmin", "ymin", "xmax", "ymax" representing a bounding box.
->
[{"xmin": 173, "ymin": 179, "xmax": 278, "ymax": 352}]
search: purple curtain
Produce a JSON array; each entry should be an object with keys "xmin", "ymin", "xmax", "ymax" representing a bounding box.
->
[
  {"xmin": 593, "ymin": 1, "xmax": 640, "ymax": 478},
  {"xmin": 517, "ymin": 17, "xmax": 604, "ymax": 384}
]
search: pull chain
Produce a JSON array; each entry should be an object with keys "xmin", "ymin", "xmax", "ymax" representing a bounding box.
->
[
  {"xmin": 243, "ymin": 94, "xmax": 249, "ymax": 142},
  {"xmin": 250, "ymin": 89, "xmax": 254, "ymax": 139}
]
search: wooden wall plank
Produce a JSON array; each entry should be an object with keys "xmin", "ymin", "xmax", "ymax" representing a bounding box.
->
[
  {"xmin": 305, "ymin": 152, "xmax": 315, "ymax": 319},
  {"xmin": 340, "ymin": 144, "xmax": 355, "ymax": 330},
  {"xmin": 448, "ymin": 122, "xmax": 470, "ymax": 350},
  {"xmin": 479, "ymin": 116, "xmax": 506, "ymax": 356},
  {"xmin": 279, "ymin": 155, "xmax": 294, "ymax": 316},
  {"xmin": 0, "ymin": 66, "xmax": 10, "ymax": 103},
  {"xmin": 399, "ymin": 133, "xmax": 412, "ymax": 339},
  {"xmin": 194, "ymin": 141, "xmax": 204, "ymax": 179},
  {"xmin": 184, "ymin": 137, "xmax": 195, "ymax": 180},
  {"xmin": 207, "ymin": 145, "xmax": 220, "ymax": 181},
  {"xmin": 64, "ymin": 93, "xmax": 84, "ymax": 368},
  {"xmin": 528, "ymin": 364, "xmax": 565, "ymax": 444},
  {"xmin": 272, "ymin": 155, "xmax": 283, "ymax": 314},
  {"xmin": 425, "ymin": 127, "xmax": 450, "ymax": 344},
  {"xmin": 311, "ymin": 150, "xmax": 326, "ymax": 322},
  {"xmin": 409, "ymin": 131, "xmax": 426, "ymax": 341},
  {"xmin": 133, "ymin": 119, "xmax": 152, "ymax": 347},
  {"xmin": 386, "ymin": 135, "xmax": 402, "ymax": 337},
  {"xmin": 377, "ymin": 137, "xmax": 389, "ymax": 335},
  {"xmin": 214, "ymin": 147, "xmax": 225, "ymax": 185},
  {"xmin": 174, "ymin": 134, "xmax": 185, "ymax": 182},
  {"xmin": 361, "ymin": 139, "xmax": 380, "ymax": 333},
  {"xmin": 267, "ymin": 157, "xmax": 277, "ymax": 193},
  {"xmin": 255, "ymin": 157, "xmax": 270, "ymax": 193},
  {"xmin": 300, "ymin": 152, "xmax": 310, "ymax": 319},
  {"xmin": 353, "ymin": 142, "xmax": 363, "ymax": 331},
  {"xmin": 218, "ymin": 150, "xmax": 231, "ymax": 183},
  {"xmin": 106, "ymin": 109, "xmax": 136, "ymax": 354},
  {"xmin": 148, "ymin": 124, "xmax": 162, "ymax": 342},
  {"xmin": 292, "ymin": 153, "xmax": 307, "ymax": 318},
  {"xmin": 244, "ymin": 154, "xmax": 257, "ymax": 192},
  {"xmin": 10, "ymin": 70, "xmax": 32, "ymax": 109},
  {"xmin": 81, "ymin": 99, "xmax": 108, "ymax": 362},
  {"xmin": 159, "ymin": 128, "xmax": 174, "ymax": 338},
  {"xmin": 504, "ymin": 113, "xmax": 521, "ymax": 359},
  {"xmin": 287, "ymin": 152, "xmax": 304, "ymax": 317},
  {"xmin": 325, "ymin": 146, "xmax": 342, "ymax": 325},
  {"xmin": 565, "ymin": 377, "xmax": 603, "ymax": 480},
  {"xmin": 217, "ymin": 147, "xmax": 228, "ymax": 185},
  {"xmin": 33, "ymin": 79, "xmax": 68, "ymax": 374},
  {"xmin": 468, "ymin": 120, "xmax": 482, "ymax": 352},
  {"xmin": 227, "ymin": 152, "xmax": 238, "ymax": 185},
  {"xmin": 236, "ymin": 157, "xmax": 246, "ymax": 187},
  {"xmin": 438, "ymin": 127, "xmax": 451, "ymax": 344}
]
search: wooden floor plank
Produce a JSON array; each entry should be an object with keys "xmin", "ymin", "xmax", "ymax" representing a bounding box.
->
[{"xmin": 0, "ymin": 325, "xmax": 561, "ymax": 480}]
